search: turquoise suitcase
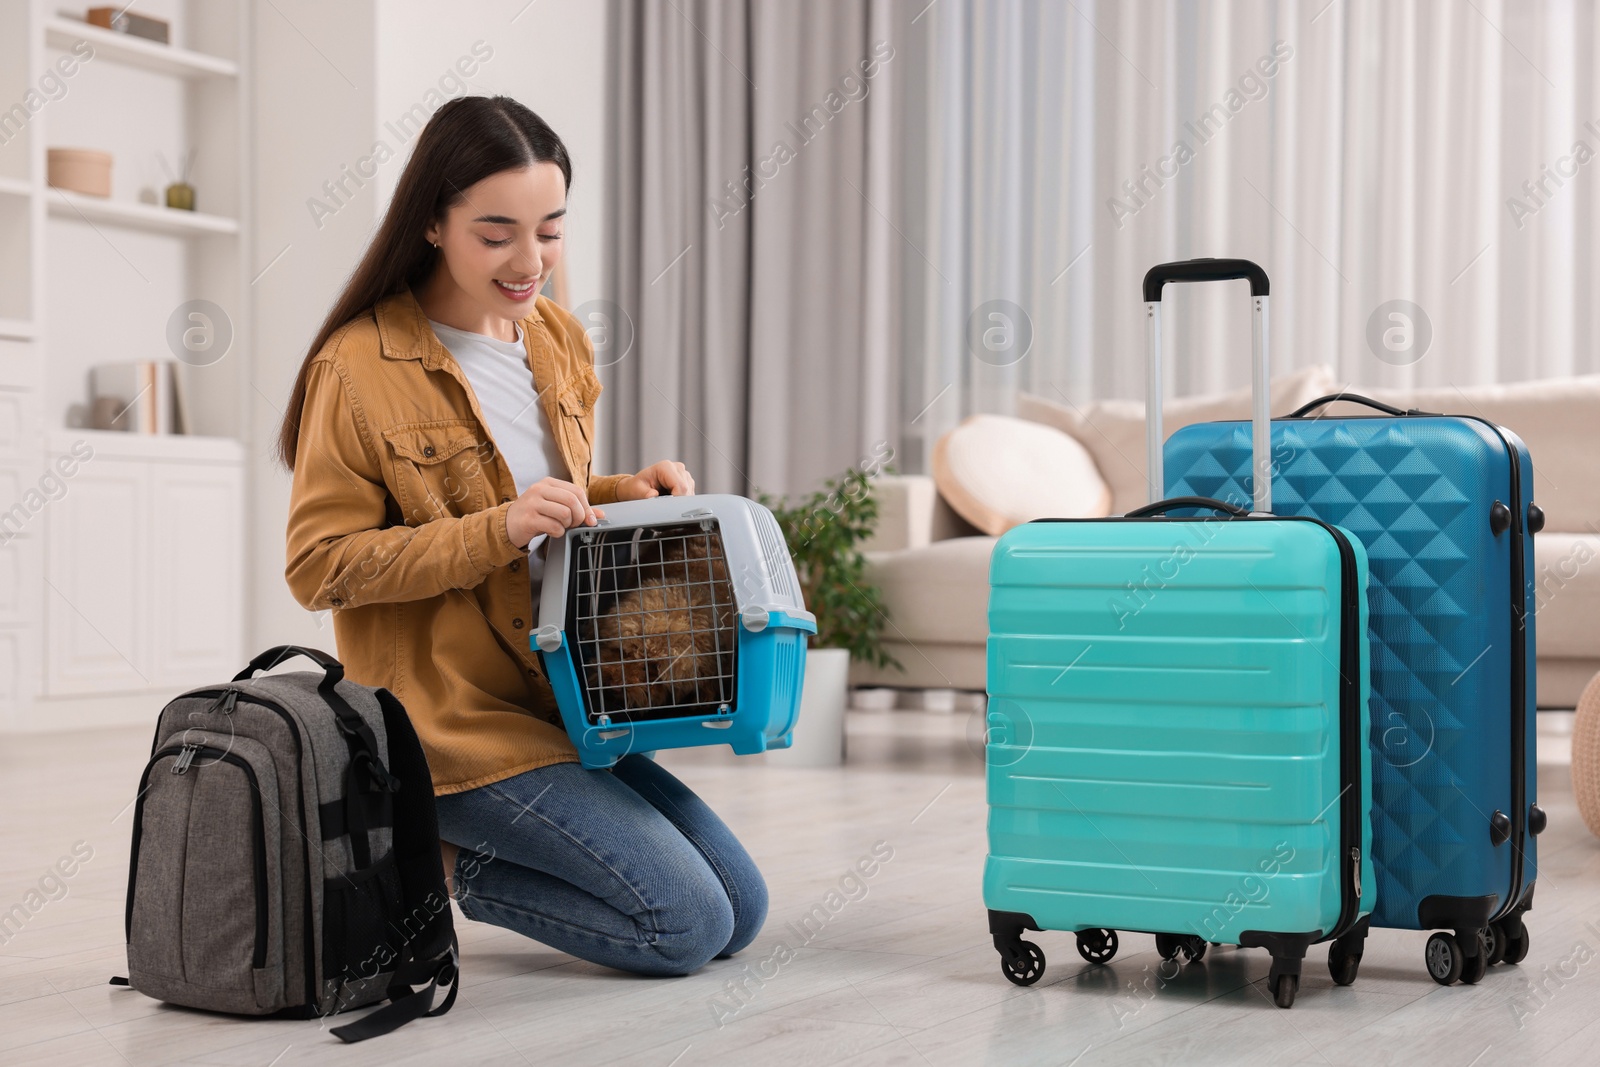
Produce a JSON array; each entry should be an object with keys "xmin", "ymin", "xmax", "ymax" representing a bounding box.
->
[{"xmin": 983, "ymin": 260, "xmax": 1375, "ymax": 1009}]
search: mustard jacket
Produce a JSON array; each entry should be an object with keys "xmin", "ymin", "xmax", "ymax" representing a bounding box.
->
[{"xmin": 285, "ymin": 288, "xmax": 627, "ymax": 793}]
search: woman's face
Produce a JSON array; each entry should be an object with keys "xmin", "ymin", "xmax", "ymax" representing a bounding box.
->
[{"xmin": 425, "ymin": 162, "xmax": 566, "ymax": 320}]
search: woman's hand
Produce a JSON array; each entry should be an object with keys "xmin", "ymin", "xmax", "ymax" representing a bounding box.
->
[
  {"xmin": 506, "ymin": 477, "xmax": 603, "ymax": 547},
  {"xmin": 616, "ymin": 460, "xmax": 696, "ymax": 501}
]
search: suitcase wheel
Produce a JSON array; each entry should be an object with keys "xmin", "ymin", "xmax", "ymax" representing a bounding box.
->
[
  {"xmin": 1327, "ymin": 943, "xmax": 1361, "ymax": 987},
  {"xmin": 1269, "ymin": 972, "xmax": 1298, "ymax": 1009},
  {"xmin": 1482, "ymin": 922, "xmax": 1505, "ymax": 966},
  {"xmin": 1460, "ymin": 932, "xmax": 1490, "ymax": 985},
  {"xmin": 999, "ymin": 940, "xmax": 1045, "ymax": 986},
  {"xmin": 1155, "ymin": 934, "xmax": 1207, "ymax": 964},
  {"xmin": 1491, "ymin": 919, "xmax": 1530, "ymax": 966},
  {"xmin": 1425, "ymin": 932, "xmax": 1465, "ymax": 985},
  {"xmin": 1075, "ymin": 928, "xmax": 1119, "ymax": 965}
]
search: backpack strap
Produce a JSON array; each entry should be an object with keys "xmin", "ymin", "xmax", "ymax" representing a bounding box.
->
[
  {"xmin": 326, "ymin": 686, "xmax": 460, "ymax": 1042},
  {"xmin": 329, "ymin": 932, "xmax": 459, "ymax": 1043},
  {"xmin": 236, "ymin": 647, "xmax": 398, "ymax": 869}
]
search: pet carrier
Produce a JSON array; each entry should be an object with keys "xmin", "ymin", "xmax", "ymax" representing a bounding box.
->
[{"xmin": 532, "ymin": 494, "xmax": 816, "ymax": 769}]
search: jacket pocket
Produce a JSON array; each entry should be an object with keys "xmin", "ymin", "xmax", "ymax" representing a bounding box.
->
[
  {"xmin": 382, "ymin": 420, "xmax": 489, "ymax": 525},
  {"xmin": 555, "ymin": 367, "xmax": 603, "ymax": 486}
]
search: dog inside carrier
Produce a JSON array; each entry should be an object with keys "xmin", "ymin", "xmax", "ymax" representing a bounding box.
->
[{"xmin": 565, "ymin": 519, "xmax": 740, "ymax": 725}]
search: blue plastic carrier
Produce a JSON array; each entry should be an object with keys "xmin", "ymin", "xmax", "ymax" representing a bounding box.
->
[
  {"xmin": 984, "ymin": 261, "xmax": 1374, "ymax": 1010},
  {"xmin": 531, "ymin": 494, "xmax": 815, "ymax": 769},
  {"xmin": 1167, "ymin": 392, "xmax": 1542, "ymax": 985}
]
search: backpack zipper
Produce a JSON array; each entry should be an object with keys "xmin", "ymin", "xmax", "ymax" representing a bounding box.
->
[{"xmin": 171, "ymin": 744, "xmax": 200, "ymax": 774}]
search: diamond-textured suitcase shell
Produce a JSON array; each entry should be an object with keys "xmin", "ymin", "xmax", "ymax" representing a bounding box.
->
[
  {"xmin": 983, "ymin": 515, "xmax": 1374, "ymax": 948},
  {"xmin": 1166, "ymin": 415, "xmax": 1539, "ymax": 935}
]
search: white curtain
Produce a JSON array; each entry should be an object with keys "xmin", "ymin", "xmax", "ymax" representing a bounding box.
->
[{"xmin": 896, "ymin": 0, "xmax": 1600, "ymax": 473}]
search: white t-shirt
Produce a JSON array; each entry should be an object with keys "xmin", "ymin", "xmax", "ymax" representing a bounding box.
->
[{"xmin": 428, "ymin": 318, "xmax": 566, "ymax": 597}]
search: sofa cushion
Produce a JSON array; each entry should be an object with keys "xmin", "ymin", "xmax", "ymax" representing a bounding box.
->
[
  {"xmin": 1532, "ymin": 532, "xmax": 1600, "ymax": 659},
  {"xmin": 1315, "ymin": 376, "xmax": 1600, "ymax": 535},
  {"xmin": 863, "ymin": 536, "xmax": 997, "ymax": 645},
  {"xmin": 932, "ymin": 414, "xmax": 1111, "ymax": 535},
  {"xmin": 1018, "ymin": 364, "xmax": 1335, "ymax": 515}
]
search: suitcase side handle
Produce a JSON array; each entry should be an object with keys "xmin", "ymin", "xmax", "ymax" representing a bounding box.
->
[
  {"xmin": 1142, "ymin": 257, "xmax": 1272, "ymax": 514},
  {"xmin": 1125, "ymin": 496, "xmax": 1250, "ymax": 519}
]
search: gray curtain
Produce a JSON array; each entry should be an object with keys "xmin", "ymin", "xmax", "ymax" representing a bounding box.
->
[{"xmin": 603, "ymin": 0, "xmax": 901, "ymax": 498}]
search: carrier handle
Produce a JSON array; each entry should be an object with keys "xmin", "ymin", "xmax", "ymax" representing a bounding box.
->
[
  {"xmin": 1142, "ymin": 257, "xmax": 1272, "ymax": 514},
  {"xmin": 1286, "ymin": 392, "xmax": 1439, "ymax": 419},
  {"xmin": 1124, "ymin": 496, "xmax": 1251, "ymax": 519}
]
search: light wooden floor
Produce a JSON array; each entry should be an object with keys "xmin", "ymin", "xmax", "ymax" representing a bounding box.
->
[{"xmin": 2, "ymin": 707, "xmax": 1596, "ymax": 1066}]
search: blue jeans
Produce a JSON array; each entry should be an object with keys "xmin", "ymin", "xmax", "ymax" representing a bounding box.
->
[{"xmin": 434, "ymin": 754, "xmax": 767, "ymax": 977}]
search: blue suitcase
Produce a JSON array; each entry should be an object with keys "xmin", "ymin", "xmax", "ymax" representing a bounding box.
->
[
  {"xmin": 1167, "ymin": 384, "xmax": 1542, "ymax": 986},
  {"xmin": 984, "ymin": 260, "xmax": 1375, "ymax": 1009}
]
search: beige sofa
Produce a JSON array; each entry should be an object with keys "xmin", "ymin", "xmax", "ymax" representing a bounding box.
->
[{"xmin": 853, "ymin": 368, "xmax": 1600, "ymax": 708}]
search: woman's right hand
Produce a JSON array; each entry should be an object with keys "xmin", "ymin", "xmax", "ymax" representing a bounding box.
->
[{"xmin": 505, "ymin": 477, "xmax": 604, "ymax": 548}]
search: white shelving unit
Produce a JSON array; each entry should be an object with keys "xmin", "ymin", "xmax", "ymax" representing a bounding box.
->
[
  {"xmin": 43, "ymin": 15, "xmax": 239, "ymax": 78},
  {"xmin": 0, "ymin": 0, "xmax": 253, "ymax": 730},
  {"xmin": 47, "ymin": 186, "xmax": 239, "ymax": 236}
]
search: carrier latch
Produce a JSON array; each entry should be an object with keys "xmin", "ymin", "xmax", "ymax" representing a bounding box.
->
[{"xmin": 534, "ymin": 625, "xmax": 564, "ymax": 653}]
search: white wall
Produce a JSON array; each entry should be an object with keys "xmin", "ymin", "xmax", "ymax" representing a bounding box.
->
[
  {"xmin": 249, "ymin": 0, "xmax": 380, "ymax": 652},
  {"xmin": 249, "ymin": 0, "xmax": 609, "ymax": 653},
  {"xmin": 374, "ymin": 0, "xmax": 609, "ymax": 314}
]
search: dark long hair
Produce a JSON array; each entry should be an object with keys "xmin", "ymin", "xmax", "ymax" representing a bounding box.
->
[{"xmin": 275, "ymin": 95, "xmax": 572, "ymax": 470}]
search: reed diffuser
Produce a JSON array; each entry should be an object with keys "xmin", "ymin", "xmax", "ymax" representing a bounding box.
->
[{"xmin": 161, "ymin": 148, "xmax": 196, "ymax": 211}]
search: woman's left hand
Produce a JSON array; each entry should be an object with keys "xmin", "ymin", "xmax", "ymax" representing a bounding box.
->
[{"xmin": 617, "ymin": 460, "xmax": 695, "ymax": 500}]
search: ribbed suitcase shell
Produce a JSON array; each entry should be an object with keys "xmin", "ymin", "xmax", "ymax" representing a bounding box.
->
[
  {"xmin": 983, "ymin": 516, "xmax": 1374, "ymax": 947},
  {"xmin": 1165, "ymin": 416, "xmax": 1538, "ymax": 935}
]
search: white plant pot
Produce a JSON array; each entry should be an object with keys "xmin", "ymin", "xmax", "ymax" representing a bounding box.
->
[{"xmin": 769, "ymin": 646, "xmax": 851, "ymax": 767}]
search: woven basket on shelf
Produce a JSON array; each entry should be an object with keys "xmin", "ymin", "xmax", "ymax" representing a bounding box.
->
[{"xmin": 1575, "ymin": 672, "xmax": 1600, "ymax": 840}]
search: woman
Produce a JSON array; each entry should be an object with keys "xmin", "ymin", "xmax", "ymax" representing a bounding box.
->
[{"xmin": 279, "ymin": 96, "xmax": 767, "ymax": 976}]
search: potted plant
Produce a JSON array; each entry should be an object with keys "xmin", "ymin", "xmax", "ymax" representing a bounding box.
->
[{"xmin": 759, "ymin": 464, "xmax": 901, "ymax": 765}]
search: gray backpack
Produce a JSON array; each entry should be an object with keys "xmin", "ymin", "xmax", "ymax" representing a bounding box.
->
[{"xmin": 115, "ymin": 646, "xmax": 458, "ymax": 1042}]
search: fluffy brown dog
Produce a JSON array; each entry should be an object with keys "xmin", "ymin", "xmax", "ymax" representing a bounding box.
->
[{"xmin": 584, "ymin": 531, "xmax": 737, "ymax": 715}]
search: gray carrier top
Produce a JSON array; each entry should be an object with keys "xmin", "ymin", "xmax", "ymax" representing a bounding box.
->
[{"xmin": 534, "ymin": 493, "xmax": 814, "ymax": 652}]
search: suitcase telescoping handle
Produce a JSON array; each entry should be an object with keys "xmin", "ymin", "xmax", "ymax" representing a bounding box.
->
[{"xmin": 1142, "ymin": 257, "xmax": 1272, "ymax": 513}]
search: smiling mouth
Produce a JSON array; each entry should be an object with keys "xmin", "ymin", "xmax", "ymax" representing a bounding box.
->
[{"xmin": 494, "ymin": 278, "xmax": 539, "ymax": 300}]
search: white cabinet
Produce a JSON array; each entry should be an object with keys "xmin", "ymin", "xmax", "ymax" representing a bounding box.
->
[
  {"xmin": 44, "ymin": 456, "xmax": 145, "ymax": 694},
  {"xmin": 0, "ymin": 340, "xmax": 39, "ymax": 727},
  {"xmin": 0, "ymin": 626, "xmax": 25, "ymax": 729},
  {"xmin": 43, "ymin": 433, "xmax": 244, "ymax": 700},
  {"xmin": 0, "ymin": 524, "xmax": 38, "ymax": 626},
  {"xmin": 0, "ymin": 388, "xmax": 32, "ymax": 453},
  {"xmin": 149, "ymin": 461, "xmax": 245, "ymax": 686}
]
